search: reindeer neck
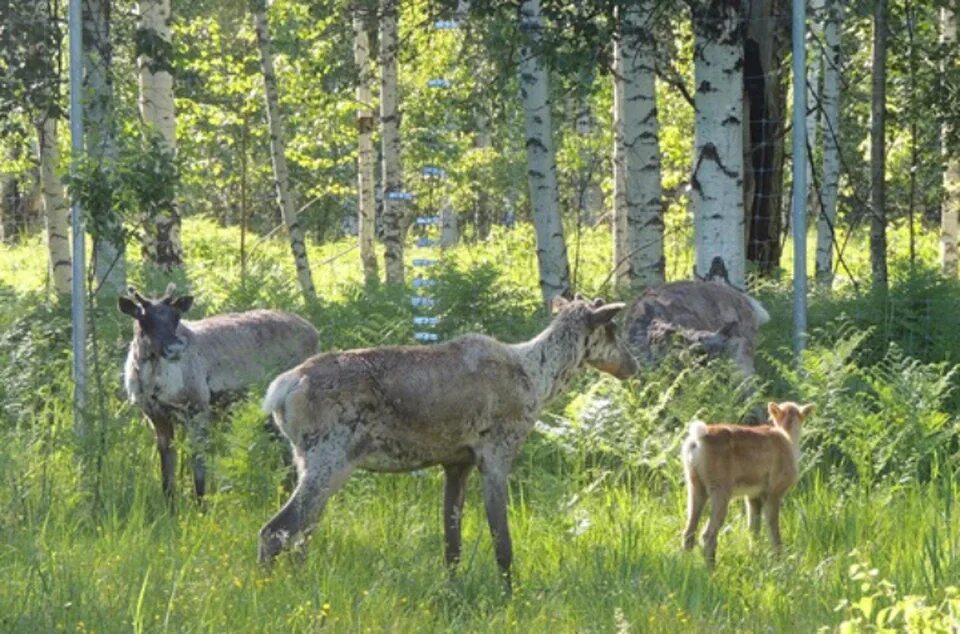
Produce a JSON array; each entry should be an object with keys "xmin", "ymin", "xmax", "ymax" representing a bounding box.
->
[{"xmin": 512, "ymin": 319, "xmax": 585, "ymax": 405}]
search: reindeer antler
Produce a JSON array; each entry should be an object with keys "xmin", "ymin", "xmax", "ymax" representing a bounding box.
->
[
  {"xmin": 128, "ymin": 286, "xmax": 150, "ymax": 305},
  {"xmin": 161, "ymin": 282, "xmax": 178, "ymax": 304}
]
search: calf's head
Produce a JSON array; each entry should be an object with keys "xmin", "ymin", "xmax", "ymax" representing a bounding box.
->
[
  {"xmin": 118, "ymin": 284, "xmax": 194, "ymax": 361},
  {"xmin": 768, "ymin": 401, "xmax": 815, "ymax": 438},
  {"xmin": 553, "ymin": 295, "xmax": 638, "ymax": 379}
]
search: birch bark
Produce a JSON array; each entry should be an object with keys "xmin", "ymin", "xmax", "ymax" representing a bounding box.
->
[
  {"xmin": 380, "ymin": 0, "xmax": 405, "ymax": 285},
  {"xmin": 353, "ymin": 5, "xmax": 378, "ymax": 285},
  {"xmin": 613, "ymin": 1, "xmax": 664, "ymax": 292},
  {"xmin": 519, "ymin": 0, "xmax": 570, "ymax": 307},
  {"xmin": 253, "ymin": 0, "xmax": 316, "ymax": 301},
  {"xmin": 691, "ymin": 0, "xmax": 745, "ymax": 287},
  {"xmin": 941, "ymin": 5, "xmax": 959, "ymax": 277},
  {"xmin": 816, "ymin": 0, "xmax": 842, "ymax": 286}
]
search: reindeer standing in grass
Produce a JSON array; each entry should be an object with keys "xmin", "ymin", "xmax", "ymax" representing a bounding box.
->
[
  {"xmin": 681, "ymin": 401, "xmax": 815, "ymax": 567},
  {"xmin": 258, "ymin": 296, "xmax": 638, "ymax": 593},
  {"xmin": 120, "ymin": 284, "xmax": 318, "ymax": 500}
]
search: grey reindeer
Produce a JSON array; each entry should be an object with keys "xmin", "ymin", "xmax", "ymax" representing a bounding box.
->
[
  {"xmin": 120, "ymin": 284, "xmax": 319, "ymax": 500},
  {"xmin": 625, "ymin": 258, "xmax": 770, "ymax": 377},
  {"xmin": 257, "ymin": 296, "xmax": 638, "ymax": 592}
]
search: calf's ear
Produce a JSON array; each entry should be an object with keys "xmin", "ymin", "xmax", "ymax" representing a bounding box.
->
[
  {"xmin": 799, "ymin": 403, "xmax": 815, "ymax": 419},
  {"xmin": 767, "ymin": 401, "xmax": 783, "ymax": 420},
  {"xmin": 118, "ymin": 296, "xmax": 142, "ymax": 319},
  {"xmin": 551, "ymin": 295, "xmax": 569, "ymax": 314}
]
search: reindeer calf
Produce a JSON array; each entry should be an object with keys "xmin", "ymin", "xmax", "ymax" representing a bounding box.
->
[{"xmin": 681, "ymin": 401, "xmax": 814, "ymax": 567}]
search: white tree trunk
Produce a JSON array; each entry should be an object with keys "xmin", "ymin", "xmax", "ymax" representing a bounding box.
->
[
  {"xmin": 941, "ymin": 5, "xmax": 959, "ymax": 277},
  {"xmin": 380, "ymin": 0, "xmax": 405, "ymax": 286},
  {"xmin": 137, "ymin": 0, "xmax": 182, "ymax": 269},
  {"xmin": 38, "ymin": 117, "xmax": 72, "ymax": 296},
  {"xmin": 353, "ymin": 7, "xmax": 378, "ymax": 285},
  {"xmin": 84, "ymin": 0, "xmax": 126, "ymax": 295},
  {"xmin": 692, "ymin": 1, "xmax": 745, "ymax": 288},
  {"xmin": 519, "ymin": 0, "xmax": 570, "ymax": 307},
  {"xmin": 253, "ymin": 0, "xmax": 316, "ymax": 301},
  {"xmin": 816, "ymin": 0, "xmax": 842, "ymax": 286},
  {"xmin": 613, "ymin": 1, "xmax": 664, "ymax": 293}
]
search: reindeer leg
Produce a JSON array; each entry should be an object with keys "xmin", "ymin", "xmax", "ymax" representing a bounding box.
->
[
  {"xmin": 747, "ymin": 496, "xmax": 764, "ymax": 537},
  {"xmin": 478, "ymin": 438, "xmax": 520, "ymax": 596},
  {"xmin": 682, "ymin": 470, "xmax": 707, "ymax": 551},
  {"xmin": 258, "ymin": 431, "xmax": 355, "ymax": 565},
  {"xmin": 151, "ymin": 415, "xmax": 177, "ymax": 502},
  {"xmin": 186, "ymin": 411, "xmax": 210, "ymax": 501},
  {"xmin": 442, "ymin": 462, "xmax": 474, "ymax": 568},
  {"xmin": 702, "ymin": 487, "xmax": 731, "ymax": 569},
  {"xmin": 765, "ymin": 493, "xmax": 784, "ymax": 554}
]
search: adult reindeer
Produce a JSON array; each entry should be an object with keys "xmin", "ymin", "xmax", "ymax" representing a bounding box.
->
[
  {"xmin": 625, "ymin": 257, "xmax": 770, "ymax": 376},
  {"xmin": 120, "ymin": 284, "xmax": 318, "ymax": 500},
  {"xmin": 257, "ymin": 296, "xmax": 638, "ymax": 593}
]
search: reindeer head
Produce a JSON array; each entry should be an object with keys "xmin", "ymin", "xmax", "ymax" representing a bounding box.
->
[
  {"xmin": 118, "ymin": 283, "xmax": 194, "ymax": 361},
  {"xmin": 552, "ymin": 295, "xmax": 638, "ymax": 380},
  {"xmin": 768, "ymin": 401, "xmax": 815, "ymax": 439}
]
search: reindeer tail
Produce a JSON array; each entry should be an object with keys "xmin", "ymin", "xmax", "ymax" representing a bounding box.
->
[
  {"xmin": 682, "ymin": 419, "xmax": 709, "ymax": 462},
  {"xmin": 746, "ymin": 295, "xmax": 771, "ymax": 326},
  {"xmin": 262, "ymin": 371, "xmax": 301, "ymax": 415}
]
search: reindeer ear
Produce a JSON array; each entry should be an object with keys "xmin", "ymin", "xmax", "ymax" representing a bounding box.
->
[
  {"xmin": 118, "ymin": 296, "xmax": 142, "ymax": 319},
  {"xmin": 587, "ymin": 302, "xmax": 625, "ymax": 328},
  {"xmin": 767, "ymin": 402, "xmax": 782, "ymax": 420},
  {"xmin": 799, "ymin": 403, "xmax": 815, "ymax": 419},
  {"xmin": 172, "ymin": 295, "xmax": 193, "ymax": 314}
]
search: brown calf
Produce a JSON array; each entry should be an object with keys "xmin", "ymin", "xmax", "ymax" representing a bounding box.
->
[{"xmin": 681, "ymin": 401, "xmax": 815, "ymax": 566}]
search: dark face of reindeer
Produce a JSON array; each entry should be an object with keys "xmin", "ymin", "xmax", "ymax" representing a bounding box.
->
[
  {"xmin": 118, "ymin": 289, "xmax": 194, "ymax": 361},
  {"xmin": 558, "ymin": 296, "xmax": 639, "ymax": 380}
]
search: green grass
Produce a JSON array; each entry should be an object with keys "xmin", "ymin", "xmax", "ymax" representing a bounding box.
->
[{"xmin": 1, "ymin": 218, "xmax": 959, "ymax": 632}]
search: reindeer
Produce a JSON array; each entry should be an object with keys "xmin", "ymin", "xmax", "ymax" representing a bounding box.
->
[
  {"xmin": 257, "ymin": 296, "xmax": 638, "ymax": 592},
  {"xmin": 119, "ymin": 284, "xmax": 319, "ymax": 500},
  {"xmin": 624, "ymin": 257, "xmax": 770, "ymax": 376},
  {"xmin": 681, "ymin": 401, "xmax": 815, "ymax": 567}
]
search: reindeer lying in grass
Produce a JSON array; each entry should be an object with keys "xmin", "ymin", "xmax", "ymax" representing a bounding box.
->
[
  {"xmin": 258, "ymin": 296, "xmax": 638, "ymax": 592},
  {"xmin": 120, "ymin": 284, "xmax": 318, "ymax": 500},
  {"xmin": 681, "ymin": 401, "xmax": 815, "ymax": 567}
]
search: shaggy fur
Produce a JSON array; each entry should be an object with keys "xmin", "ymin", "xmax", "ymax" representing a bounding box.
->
[
  {"xmin": 258, "ymin": 297, "xmax": 638, "ymax": 592},
  {"xmin": 121, "ymin": 287, "xmax": 319, "ymax": 500}
]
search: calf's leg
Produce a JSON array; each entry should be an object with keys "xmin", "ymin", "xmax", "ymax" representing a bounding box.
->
[
  {"xmin": 682, "ymin": 469, "xmax": 707, "ymax": 551},
  {"xmin": 150, "ymin": 416, "xmax": 177, "ymax": 501},
  {"xmin": 701, "ymin": 487, "xmax": 731, "ymax": 568}
]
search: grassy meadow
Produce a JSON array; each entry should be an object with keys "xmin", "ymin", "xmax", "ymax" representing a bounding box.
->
[{"xmin": 1, "ymin": 218, "xmax": 959, "ymax": 632}]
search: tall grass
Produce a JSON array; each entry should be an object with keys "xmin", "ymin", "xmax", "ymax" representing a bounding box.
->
[{"xmin": 1, "ymin": 218, "xmax": 958, "ymax": 631}]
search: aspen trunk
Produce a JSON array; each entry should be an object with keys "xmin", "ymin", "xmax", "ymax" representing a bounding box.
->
[
  {"xmin": 83, "ymin": 0, "xmax": 126, "ymax": 295},
  {"xmin": 816, "ymin": 0, "xmax": 842, "ymax": 286},
  {"xmin": 612, "ymin": 1, "xmax": 664, "ymax": 292},
  {"xmin": 870, "ymin": 0, "xmax": 888, "ymax": 294},
  {"xmin": 38, "ymin": 117, "xmax": 72, "ymax": 295},
  {"xmin": 692, "ymin": 0, "xmax": 746, "ymax": 288},
  {"xmin": 253, "ymin": 0, "xmax": 316, "ymax": 302},
  {"xmin": 137, "ymin": 0, "xmax": 182, "ymax": 269},
  {"xmin": 380, "ymin": 0, "xmax": 405, "ymax": 286},
  {"xmin": 353, "ymin": 6, "xmax": 378, "ymax": 286},
  {"xmin": 519, "ymin": 0, "xmax": 570, "ymax": 307},
  {"xmin": 941, "ymin": 5, "xmax": 959, "ymax": 277}
]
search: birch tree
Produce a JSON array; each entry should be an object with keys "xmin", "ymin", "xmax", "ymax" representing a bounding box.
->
[
  {"xmin": 84, "ymin": 0, "xmax": 126, "ymax": 295},
  {"xmin": 519, "ymin": 0, "xmax": 570, "ymax": 307},
  {"xmin": 612, "ymin": 0, "xmax": 664, "ymax": 292},
  {"xmin": 815, "ymin": 0, "xmax": 842, "ymax": 286},
  {"xmin": 253, "ymin": 0, "xmax": 316, "ymax": 302},
  {"xmin": 691, "ymin": 0, "xmax": 746, "ymax": 287},
  {"xmin": 380, "ymin": 0, "xmax": 405, "ymax": 286},
  {"xmin": 807, "ymin": 0, "xmax": 824, "ymax": 216},
  {"xmin": 941, "ymin": 5, "xmax": 959, "ymax": 277},
  {"xmin": 38, "ymin": 117, "xmax": 72, "ymax": 296},
  {"xmin": 870, "ymin": 0, "xmax": 888, "ymax": 294},
  {"xmin": 353, "ymin": 3, "xmax": 378, "ymax": 286},
  {"xmin": 137, "ymin": 0, "xmax": 182, "ymax": 269}
]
